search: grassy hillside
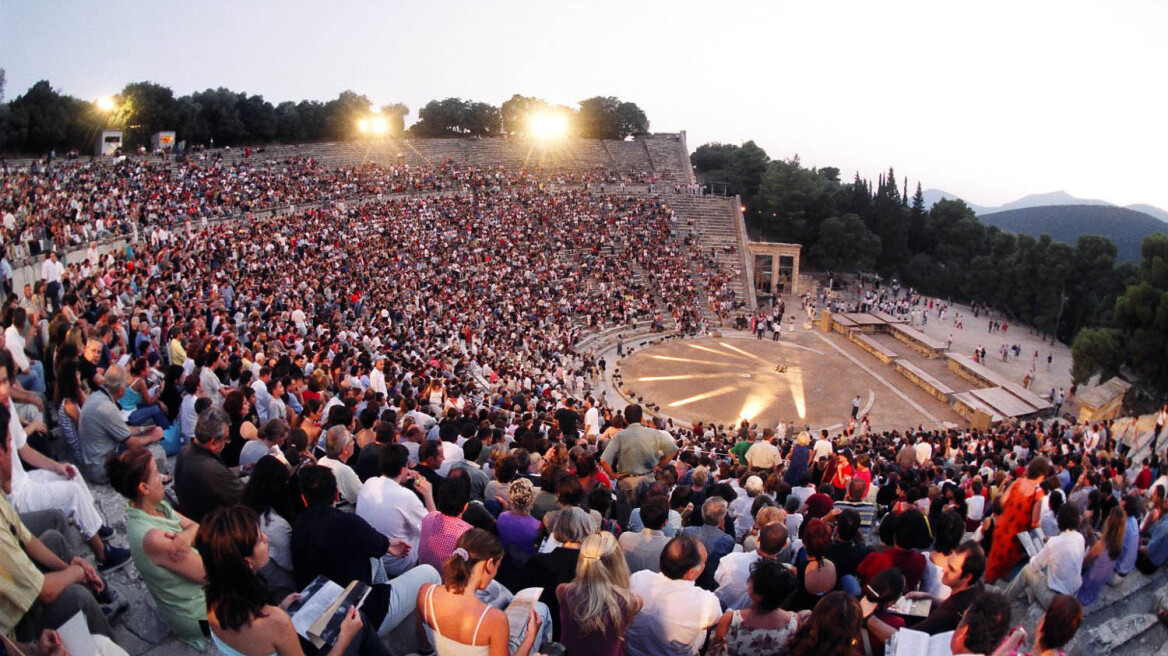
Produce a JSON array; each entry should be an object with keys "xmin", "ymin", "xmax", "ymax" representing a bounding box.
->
[{"xmin": 977, "ymin": 205, "xmax": 1168, "ymax": 262}]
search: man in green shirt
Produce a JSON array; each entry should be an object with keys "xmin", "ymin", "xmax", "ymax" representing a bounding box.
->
[{"xmin": 600, "ymin": 404, "xmax": 679, "ymax": 525}]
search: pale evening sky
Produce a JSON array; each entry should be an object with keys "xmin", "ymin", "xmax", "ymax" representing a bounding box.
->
[{"xmin": 2, "ymin": 0, "xmax": 1166, "ymax": 210}]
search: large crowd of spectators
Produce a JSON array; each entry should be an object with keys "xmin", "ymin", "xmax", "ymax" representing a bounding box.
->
[{"xmin": 0, "ymin": 153, "xmax": 1163, "ymax": 656}]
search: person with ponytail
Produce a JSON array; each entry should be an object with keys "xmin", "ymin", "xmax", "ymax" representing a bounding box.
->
[
  {"xmin": 417, "ymin": 529, "xmax": 549, "ymax": 656},
  {"xmin": 197, "ymin": 505, "xmax": 382, "ymax": 656},
  {"xmin": 105, "ymin": 447, "xmax": 206, "ymax": 649},
  {"xmin": 556, "ymin": 531, "xmax": 642, "ymax": 656}
]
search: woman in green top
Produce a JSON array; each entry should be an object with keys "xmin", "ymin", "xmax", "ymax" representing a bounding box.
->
[{"xmin": 106, "ymin": 447, "xmax": 208, "ymax": 649}]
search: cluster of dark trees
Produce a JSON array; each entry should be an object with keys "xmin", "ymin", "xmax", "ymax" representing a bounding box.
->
[
  {"xmin": 693, "ymin": 142, "xmax": 1168, "ymax": 394},
  {"xmin": 0, "ymin": 75, "xmax": 649, "ymax": 152}
]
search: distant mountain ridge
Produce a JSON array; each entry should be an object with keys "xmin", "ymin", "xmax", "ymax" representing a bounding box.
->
[
  {"xmin": 977, "ymin": 205, "xmax": 1168, "ymax": 262},
  {"xmin": 921, "ymin": 188, "xmax": 1168, "ymax": 223}
]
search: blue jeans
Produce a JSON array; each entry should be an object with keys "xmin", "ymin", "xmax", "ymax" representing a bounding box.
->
[
  {"xmin": 17, "ymin": 361, "xmax": 46, "ymax": 395},
  {"xmin": 127, "ymin": 404, "xmax": 171, "ymax": 430}
]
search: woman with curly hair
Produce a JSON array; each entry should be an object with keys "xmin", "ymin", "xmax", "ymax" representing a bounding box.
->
[
  {"xmin": 708, "ymin": 558, "xmax": 801, "ymax": 656},
  {"xmin": 786, "ymin": 591, "xmax": 862, "ymax": 656}
]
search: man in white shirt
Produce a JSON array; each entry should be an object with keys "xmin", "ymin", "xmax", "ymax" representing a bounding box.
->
[
  {"xmin": 356, "ymin": 444, "xmax": 436, "ymax": 576},
  {"xmin": 1005, "ymin": 503, "xmax": 1085, "ymax": 608},
  {"xmin": 4, "ymin": 308, "xmax": 45, "ymax": 394},
  {"xmin": 583, "ymin": 396, "xmax": 600, "ymax": 441},
  {"xmin": 369, "ymin": 357, "xmax": 388, "ymax": 397},
  {"xmin": 627, "ymin": 535, "xmax": 721, "ymax": 656},
  {"xmin": 812, "ymin": 430, "xmax": 833, "ymax": 463},
  {"xmin": 914, "ymin": 436, "xmax": 934, "ymax": 466},
  {"xmin": 745, "ymin": 428, "xmax": 780, "ymax": 470},
  {"xmin": 251, "ymin": 366, "xmax": 273, "ymax": 424},
  {"xmin": 713, "ymin": 523, "xmax": 787, "ymax": 610},
  {"xmin": 317, "ymin": 425, "xmax": 363, "ymax": 506}
]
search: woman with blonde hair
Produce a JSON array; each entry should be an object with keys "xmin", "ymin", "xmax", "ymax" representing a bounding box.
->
[
  {"xmin": 417, "ymin": 529, "xmax": 547, "ymax": 656},
  {"xmin": 556, "ymin": 531, "xmax": 642, "ymax": 656}
]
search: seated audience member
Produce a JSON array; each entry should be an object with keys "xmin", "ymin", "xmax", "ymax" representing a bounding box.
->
[
  {"xmin": 627, "ymin": 535, "xmax": 722, "ymax": 656},
  {"xmin": 557, "ymin": 531, "xmax": 642, "ymax": 656},
  {"xmin": 785, "ymin": 591, "xmax": 862, "ymax": 656},
  {"xmin": 832, "ymin": 476, "xmax": 878, "ymax": 537},
  {"xmin": 523, "ymin": 506, "xmax": 592, "ymax": 641},
  {"xmin": 356, "ymin": 444, "xmax": 436, "ymax": 576},
  {"xmin": 119, "ymin": 357, "xmax": 171, "ymax": 429},
  {"xmin": 715, "ymin": 523, "xmax": 788, "ymax": 610},
  {"xmin": 105, "ymin": 446, "xmax": 206, "ymax": 649},
  {"xmin": 1005, "ymin": 503, "xmax": 1085, "ymax": 608},
  {"xmin": 418, "ymin": 471, "xmax": 474, "ymax": 573},
  {"xmin": 824, "ymin": 508, "xmax": 870, "ymax": 596},
  {"xmin": 318, "ymin": 425, "xmax": 362, "ymax": 506},
  {"xmin": 788, "ymin": 518, "xmax": 836, "ymax": 611},
  {"xmin": 619, "ymin": 495, "xmax": 671, "ymax": 574},
  {"xmin": 417, "ymin": 529, "xmax": 550, "ymax": 656},
  {"xmin": 1, "ymin": 354, "xmax": 130, "ymax": 572},
  {"xmin": 77, "ymin": 363, "xmax": 165, "ymax": 484},
  {"xmin": 238, "ymin": 418, "xmax": 290, "ymax": 475},
  {"xmin": 242, "ymin": 455, "xmax": 300, "ymax": 598},
  {"xmin": 947, "ymin": 591, "xmax": 1012, "ymax": 656},
  {"xmin": 867, "ymin": 540, "xmax": 988, "ymax": 641},
  {"xmin": 1137, "ymin": 491, "xmax": 1168, "ymax": 574},
  {"xmin": 991, "ymin": 594, "xmax": 1082, "ymax": 656},
  {"xmin": 1078, "ymin": 506, "xmax": 1126, "ymax": 605},
  {"xmin": 920, "ymin": 509, "xmax": 965, "ymax": 599},
  {"xmin": 197, "ymin": 505, "xmax": 384, "ymax": 656},
  {"xmin": 174, "ymin": 407, "xmax": 244, "ymax": 523},
  {"xmin": 681, "ymin": 496, "xmax": 736, "ymax": 591},
  {"xmin": 498, "ymin": 477, "xmax": 542, "ymax": 556},
  {"xmin": 0, "ymin": 404, "xmax": 121, "ymax": 642},
  {"xmin": 707, "ymin": 558, "xmax": 801, "ymax": 656},
  {"xmin": 857, "ymin": 568, "xmax": 907, "ymax": 656},
  {"xmin": 354, "ymin": 421, "xmax": 395, "ymax": 482},
  {"xmin": 1113, "ymin": 494, "xmax": 1140, "ymax": 582},
  {"xmin": 857, "ymin": 508, "xmax": 929, "ymax": 592},
  {"xmin": 291, "ymin": 465, "xmax": 438, "ymax": 640},
  {"xmin": 446, "ymin": 437, "xmax": 489, "ymax": 502}
]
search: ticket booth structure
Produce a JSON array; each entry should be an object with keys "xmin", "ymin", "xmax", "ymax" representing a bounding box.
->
[
  {"xmin": 748, "ymin": 242, "xmax": 801, "ymax": 296},
  {"xmin": 96, "ymin": 130, "xmax": 123, "ymax": 156}
]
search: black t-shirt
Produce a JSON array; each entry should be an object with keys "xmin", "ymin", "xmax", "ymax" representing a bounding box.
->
[
  {"xmin": 554, "ymin": 407, "xmax": 580, "ymax": 436},
  {"xmin": 824, "ymin": 540, "xmax": 870, "ymax": 579}
]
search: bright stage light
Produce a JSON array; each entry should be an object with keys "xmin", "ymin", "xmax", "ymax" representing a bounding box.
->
[
  {"xmin": 96, "ymin": 97, "xmax": 115, "ymax": 112},
  {"xmin": 357, "ymin": 119, "xmax": 370, "ymax": 133},
  {"xmin": 369, "ymin": 116, "xmax": 389, "ymax": 135},
  {"xmin": 528, "ymin": 111, "xmax": 567, "ymax": 140}
]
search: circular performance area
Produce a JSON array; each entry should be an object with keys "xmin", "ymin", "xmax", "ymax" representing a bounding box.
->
[{"xmin": 617, "ymin": 333, "xmax": 948, "ymax": 431}]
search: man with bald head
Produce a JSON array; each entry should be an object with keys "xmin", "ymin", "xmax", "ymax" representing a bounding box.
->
[{"xmin": 77, "ymin": 364, "xmax": 164, "ymax": 484}]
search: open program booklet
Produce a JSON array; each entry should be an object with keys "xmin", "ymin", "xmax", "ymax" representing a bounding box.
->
[
  {"xmin": 503, "ymin": 587, "xmax": 543, "ymax": 642},
  {"xmin": 889, "ymin": 629, "xmax": 955, "ymax": 656},
  {"xmin": 286, "ymin": 576, "xmax": 372, "ymax": 648}
]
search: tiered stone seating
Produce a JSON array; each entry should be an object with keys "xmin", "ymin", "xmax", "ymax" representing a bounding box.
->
[
  {"xmin": 889, "ymin": 324, "xmax": 947, "ymax": 358},
  {"xmin": 894, "ymin": 359, "xmax": 954, "ymax": 401},
  {"xmin": 667, "ymin": 195, "xmax": 751, "ymax": 304},
  {"xmin": 642, "ymin": 133, "xmax": 693, "ymax": 183},
  {"xmin": 850, "ymin": 332, "xmax": 899, "ymax": 364}
]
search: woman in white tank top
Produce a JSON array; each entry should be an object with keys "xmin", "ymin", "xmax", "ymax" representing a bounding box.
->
[{"xmin": 417, "ymin": 529, "xmax": 543, "ymax": 656}]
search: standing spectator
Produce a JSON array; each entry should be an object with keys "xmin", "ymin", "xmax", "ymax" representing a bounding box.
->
[{"xmin": 986, "ymin": 457, "xmax": 1049, "ymax": 583}]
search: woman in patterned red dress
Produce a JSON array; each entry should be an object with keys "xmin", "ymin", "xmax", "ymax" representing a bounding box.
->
[{"xmin": 985, "ymin": 456, "xmax": 1050, "ymax": 583}]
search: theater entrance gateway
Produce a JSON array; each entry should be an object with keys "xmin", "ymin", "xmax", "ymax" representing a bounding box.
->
[{"xmin": 748, "ymin": 242, "xmax": 801, "ymax": 295}]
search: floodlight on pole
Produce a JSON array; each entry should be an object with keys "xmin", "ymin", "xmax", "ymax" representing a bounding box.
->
[{"xmin": 96, "ymin": 97, "xmax": 116, "ymax": 112}]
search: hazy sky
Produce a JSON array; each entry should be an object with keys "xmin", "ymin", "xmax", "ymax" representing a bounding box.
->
[{"xmin": 3, "ymin": 0, "xmax": 1166, "ymax": 209}]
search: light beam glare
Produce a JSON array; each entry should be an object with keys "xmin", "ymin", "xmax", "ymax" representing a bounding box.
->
[
  {"xmin": 668, "ymin": 385, "xmax": 740, "ymax": 407},
  {"xmin": 689, "ymin": 343, "xmax": 749, "ymax": 359},
  {"xmin": 719, "ymin": 342, "xmax": 765, "ymax": 361},
  {"xmin": 649, "ymin": 355, "xmax": 728, "ymax": 366},
  {"xmin": 635, "ymin": 373, "xmax": 747, "ymax": 382}
]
